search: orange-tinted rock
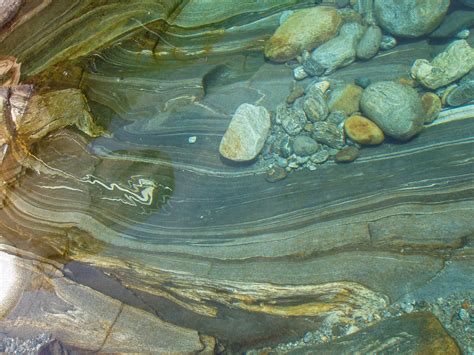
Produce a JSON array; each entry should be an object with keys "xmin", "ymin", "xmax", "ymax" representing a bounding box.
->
[
  {"xmin": 421, "ymin": 92, "xmax": 442, "ymax": 123},
  {"xmin": 344, "ymin": 115, "xmax": 384, "ymax": 145},
  {"xmin": 265, "ymin": 7, "xmax": 342, "ymax": 63}
]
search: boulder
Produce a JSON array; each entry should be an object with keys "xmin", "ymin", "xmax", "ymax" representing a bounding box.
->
[{"xmin": 219, "ymin": 103, "xmax": 271, "ymax": 162}]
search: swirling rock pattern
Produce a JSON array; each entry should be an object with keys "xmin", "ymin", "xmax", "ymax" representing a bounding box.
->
[{"xmin": 0, "ymin": 1, "xmax": 473, "ymax": 353}]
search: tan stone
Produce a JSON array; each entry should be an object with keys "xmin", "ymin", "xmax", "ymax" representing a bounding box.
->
[
  {"xmin": 344, "ymin": 115, "xmax": 384, "ymax": 145},
  {"xmin": 421, "ymin": 92, "xmax": 442, "ymax": 123},
  {"xmin": 265, "ymin": 7, "xmax": 342, "ymax": 63},
  {"xmin": 328, "ymin": 84, "xmax": 363, "ymax": 116}
]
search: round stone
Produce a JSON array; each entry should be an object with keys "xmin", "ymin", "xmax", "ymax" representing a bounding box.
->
[
  {"xmin": 265, "ymin": 166, "xmax": 287, "ymax": 183},
  {"xmin": 304, "ymin": 91, "xmax": 329, "ymax": 122},
  {"xmin": 292, "ymin": 135, "xmax": 320, "ymax": 156},
  {"xmin": 421, "ymin": 92, "xmax": 442, "ymax": 123},
  {"xmin": 335, "ymin": 146, "xmax": 359, "ymax": 163},
  {"xmin": 344, "ymin": 115, "xmax": 384, "ymax": 145},
  {"xmin": 374, "ymin": 0, "xmax": 450, "ymax": 38}
]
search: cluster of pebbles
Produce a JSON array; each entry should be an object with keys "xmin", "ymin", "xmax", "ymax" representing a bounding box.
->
[{"xmin": 218, "ymin": 0, "xmax": 474, "ymax": 183}]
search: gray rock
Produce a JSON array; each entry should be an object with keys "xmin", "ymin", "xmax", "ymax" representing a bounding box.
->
[
  {"xmin": 276, "ymin": 104, "xmax": 307, "ymax": 136},
  {"xmin": 293, "ymin": 135, "xmax": 320, "ymax": 156},
  {"xmin": 311, "ymin": 22, "xmax": 365, "ymax": 74},
  {"xmin": 360, "ymin": 81, "xmax": 425, "ymax": 141},
  {"xmin": 293, "ymin": 66, "xmax": 308, "ymax": 81},
  {"xmin": 219, "ymin": 103, "xmax": 271, "ymax": 161},
  {"xmin": 311, "ymin": 121, "xmax": 345, "ymax": 148},
  {"xmin": 302, "ymin": 50, "xmax": 325, "ymax": 77},
  {"xmin": 272, "ymin": 134, "xmax": 293, "ymax": 158},
  {"xmin": 310, "ymin": 149, "xmax": 330, "ymax": 164},
  {"xmin": 354, "ymin": 76, "xmax": 372, "ymax": 89},
  {"xmin": 327, "ymin": 111, "xmax": 347, "ymax": 125},
  {"xmin": 0, "ymin": 0, "xmax": 23, "ymax": 29},
  {"xmin": 355, "ymin": 0, "xmax": 376, "ymax": 25},
  {"xmin": 303, "ymin": 91, "xmax": 329, "ymax": 122},
  {"xmin": 374, "ymin": 0, "xmax": 450, "ymax": 38},
  {"xmin": 445, "ymin": 80, "xmax": 474, "ymax": 106},
  {"xmin": 429, "ymin": 10, "xmax": 474, "ymax": 39},
  {"xmin": 456, "ymin": 29, "xmax": 470, "ymax": 39},
  {"xmin": 411, "ymin": 40, "xmax": 474, "ymax": 89},
  {"xmin": 265, "ymin": 166, "xmax": 287, "ymax": 182},
  {"xmin": 356, "ymin": 25, "xmax": 382, "ymax": 60},
  {"xmin": 380, "ymin": 35, "xmax": 397, "ymax": 51}
]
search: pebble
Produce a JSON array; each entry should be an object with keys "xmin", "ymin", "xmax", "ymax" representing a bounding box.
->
[
  {"xmin": 456, "ymin": 29, "xmax": 470, "ymax": 40},
  {"xmin": 311, "ymin": 22, "xmax": 365, "ymax": 74},
  {"xmin": 335, "ymin": 146, "xmax": 359, "ymax": 163},
  {"xmin": 219, "ymin": 103, "xmax": 271, "ymax": 162},
  {"xmin": 380, "ymin": 35, "xmax": 397, "ymax": 51},
  {"xmin": 302, "ymin": 50, "xmax": 325, "ymax": 77},
  {"xmin": 310, "ymin": 149, "xmax": 330, "ymax": 164},
  {"xmin": 293, "ymin": 135, "xmax": 320, "ymax": 156},
  {"xmin": 286, "ymin": 85, "xmax": 305, "ymax": 105},
  {"xmin": 355, "ymin": 76, "xmax": 371, "ymax": 89},
  {"xmin": 188, "ymin": 136, "xmax": 197, "ymax": 144},
  {"xmin": 360, "ymin": 81, "xmax": 425, "ymax": 141},
  {"xmin": 277, "ymin": 104, "xmax": 307, "ymax": 136},
  {"xmin": 421, "ymin": 92, "xmax": 442, "ymax": 123},
  {"xmin": 311, "ymin": 121, "xmax": 345, "ymax": 148},
  {"xmin": 293, "ymin": 66, "xmax": 308, "ymax": 81},
  {"xmin": 275, "ymin": 156, "xmax": 288, "ymax": 168},
  {"xmin": 445, "ymin": 80, "xmax": 474, "ymax": 106},
  {"xmin": 411, "ymin": 40, "xmax": 474, "ymax": 89},
  {"xmin": 327, "ymin": 84, "xmax": 363, "ymax": 116},
  {"xmin": 272, "ymin": 134, "xmax": 293, "ymax": 158},
  {"xmin": 265, "ymin": 7, "xmax": 342, "ymax": 62},
  {"xmin": 458, "ymin": 308, "xmax": 470, "ymax": 322},
  {"xmin": 326, "ymin": 110, "xmax": 347, "ymax": 125},
  {"xmin": 344, "ymin": 115, "xmax": 384, "ymax": 145},
  {"xmin": 374, "ymin": 0, "xmax": 450, "ymax": 38},
  {"xmin": 304, "ymin": 91, "xmax": 329, "ymax": 122},
  {"xmin": 356, "ymin": 25, "xmax": 382, "ymax": 60},
  {"xmin": 265, "ymin": 166, "xmax": 287, "ymax": 182}
]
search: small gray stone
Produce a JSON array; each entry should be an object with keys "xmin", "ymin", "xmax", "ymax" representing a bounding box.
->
[
  {"xmin": 277, "ymin": 104, "xmax": 307, "ymax": 136},
  {"xmin": 360, "ymin": 81, "xmax": 425, "ymax": 141},
  {"xmin": 272, "ymin": 134, "xmax": 293, "ymax": 158},
  {"xmin": 219, "ymin": 103, "xmax": 271, "ymax": 161},
  {"xmin": 456, "ymin": 29, "xmax": 470, "ymax": 39},
  {"xmin": 445, "ymin": 80, "xmax": 474, "ymax": 106},
  {"xmin": 380, "ymin": 35, "xmax": 397, "ymax": 51},
  {"xmin": 311, "ymin": 121, "xmax": 345, "ymax": 148},
  {"xmin": 302, "ymin": 53, "xmax": 325, "ymax": 77},
  {"xmin": 327, "ymin": 111, "xmax": 347, "ymax": 125},
  {"xmin": 354, "ymin": 76, "xmax": 372, "ymax": 89},
  {"xmin": 293, "ymin": 66, "xmax": 309, "ymax": 81},
  {"xmin": 356, "ymin": 25, "xmax": 382, "ymax": 60},
  {"xmin": 304, "ymin": 91, "xmax": 329, "ymax": 122},
  {"xmin": 374, "ymin": 0, "xmax": 450, "ymax": 38},
  {"xmin": 310, "ymin": 149, "xmax": 330, "ymax": 164},
  {"xmin": 411, "ymin": 40, "xmax": 474, "ymax": 89},
  {"xmin": 293, "ymin": 135, "xmax": 320, "ymax": 156},
  {"xmin": 311, "ymin": 22, "xmax": 365, "ymax": 74},
  {"xmin": 265, "ymin": 166, "xmax": 287, "ymax": 182}
]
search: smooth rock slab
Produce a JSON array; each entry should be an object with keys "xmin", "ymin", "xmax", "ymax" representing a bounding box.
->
[
  {"xmin": 265, "ymin": 6, "xmax": 341, "ymax": 62},
  {"xmin": 360, "ymin": 81, "xmax": 425, "ymax": 141},
  {"xmin": 219, "ymin": 103, "xmax": 271, "ymax": 162},
  {"xmin": 411, "ymin": 40, "xmax": 474, "ymax": 90},
  {"xmin": 374, "ymin": 0, "xmax": 450, "ymax": 38}
]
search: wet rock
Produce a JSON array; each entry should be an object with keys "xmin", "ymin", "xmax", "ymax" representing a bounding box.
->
[
  {"xmin": 421, "ymin": 92, "xmax": 442, "ymax": 123},
  {"xmin": 360, "ymin": 81, "xmax": 425, "ymax": 141},
  {"xmin": 327, "ymin": 110, "xmax": 347, "ymax": 125},
  {"xmin": 335, "ymin": 146, "xmax": 359, "ymax": 163},
  {"xmin": 301, "ymin": 50, "xmax": 325, "ymax": 77},
  {"xmin": 276, "ymin": 104, "xmax": 307, "ymax": 136},
  {"xmin": 411, "ymin": 40, "xmax": 474, "ymax": 89},
  {"xmin": 374, "ymin": 0, "xmax": 450, "ymax": 38},
  {"xmin": 293, "ymin": 136, "xmax": 320, "ymax": 156},
  {"xmin": 445, "ymin": 80, "xmax": 474, "ymax": 106},
  {"xmin": 303, "ymin": 91, "xmax": 329, "ymax": 122},
  {"xmin": 356, "ymin": 26, "xmax": 382, "ymax": 60},
  {"xmin": 286, "ymin": 86, "xmax": 305, "ymax": 105},
  {"xmin": 293, "ymin": 66, "xmax": 308, "ymax": 81},
  {"xmin": 0, "ymin": 0, "xmax": 23, "ymax": 29},
  {"xmin": 311, "ymin": 121, "xmax": 345, "ymax": 148},
  {"xmin": 354, "ymin": 76, "xmax": 371, "ymax": 89},
  {"xmin": 344, "ymin": 115, "xmax": 384, "ymax": 145},
  {"xmin": 456, "ymin": 29, "xmax": 470, "ymax": 39},
  {"xmin": 272, "ymin": 134, "xmax": 293, "ymax": 158},
  {"xmin": 265, "ymin": 166, "xmax": 287, "ymax": 183},
  {"xmin": 265, "ymin": 7, "xmax": 342, "ymax": 63},
  {"xmin": 429, "ymin": 10, "xmax": 474, "ymax": 39},
  {"xmin": 327, "ymin": 84, "xmax": 363, "ymax": 116},
  {"xmin": 311, "ymin": 22, "xmax": 365, "ymax": 74},
  {"xmin": 219, "ymin": 103, "xmax": 271, "ymax": 162},
  {"xmin": 380, "ymin": 35, "xmax": 397, "ymax": 51},
  {"xmin": 310, "ymin": 149, "xmax": 330, "ymax": 164}
]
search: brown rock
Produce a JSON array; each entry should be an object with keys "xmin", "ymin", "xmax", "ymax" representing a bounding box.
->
[
  {"xmin": 344, "ymin": 115, "xmax": 384, "ymax": 145},
  {"xmin": 265, "ymin": 7, "xmax": 342, "ymax": 63},
  {"xmin": 328, "ymin": 84, "xmax": 363, "ymax": 116},
  {"xmin": 335, "ymin": 146, "xmax": 359, "ymax": 163},
  {"xmin": 421, "ymin": 92, "xmax": 442, "ymax": 123},
  {"xmin": 286, "ymin": 85, "xmax": 304, "ymax": 105}
]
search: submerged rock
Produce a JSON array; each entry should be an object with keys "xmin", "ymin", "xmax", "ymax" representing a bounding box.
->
[
  {"xmin": 411, "ymin": 40, "xmax": 474, "ymax": 89},
  {"xmin": 421, "ymin": 92, "xmax": 442, "ymax": 123},
  {"xmin": 265, "ymin": 166, "xmax": 287, "ymax": 183},
  {"xmin": 219, "ymin": 103, "xmax": 271, "ymax": 162},
  {"xmin": 0, "ymin": 0, "xmax": 23, "ymax": 29},
  {"xmin": 445, "ymin": 80, "xmax": 474, "ymax": 106},
  {"xmin": 311, "ymin": 22, "xmax": 365, "ymax": 74},
  {"xmin": 304, "ymin": 90, "xmax": 329, "ymax": 122},
  {"xmin": 276, "ymin": 104, "xmax": 307, "ymax": 136},
  {"xmin": 327, "ymin": 84, "xmax": 363, "ymax": 116},
  {"xmin": 335, "ymin": 146, "xmax": 359, "ymax": 163},
  {"xmin": 293, "ymin": 135, "xmax": 320, "ymax": 156},
  {"xmin": 344, "ymin": 115, "xmax": 384, "ymax": 145},
  {"xmin": 360, "ymin": 81, "xmax": 425, "ymax": 141},
  {"xmin": 311, "ymin": 121, "xmax": 345, "ymax": 148},
  {"xmin": 380, "ymin": 35, "xmax": 397, "ymax": 51},
  {"xmin": 374, "ymin": 0, "xmax": 450, "ymax": 38},
  {"xmin": 265, "ymin": 7, "xmax": 342, "ymax": 63},
  {"xmin": 356, "ymin": 26, "xmax": 382, "ymax": 60},
  {"xmin": 429, "ymin": 10, "xmax": 474, "ymax": 39}
]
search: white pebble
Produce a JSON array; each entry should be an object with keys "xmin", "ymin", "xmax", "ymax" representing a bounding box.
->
[{"xmin": 188, "ymin": 136, "xmax": 197, "ymax": 144}]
